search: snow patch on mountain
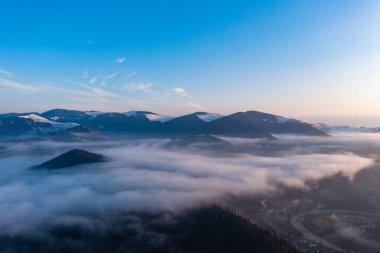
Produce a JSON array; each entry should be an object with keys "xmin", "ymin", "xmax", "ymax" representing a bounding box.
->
[
  {"xmin": 20, "ymin": 114, "xmax": 51, "ymax": 123},
  {"xmin": 196, "ymin": 113, "xmax": 224, "ymax": 122},
  {"xmin": 85, "ymin": 111, "xmax": 106, "ymax": 119},
  {"xmin": 124, "ymin": 111, "xmax": 139, "ymax": 117},
  {"xmin": 19, "ymin": 114, "xmax": 79, "ymax": 131},
  {"xmin": 145, "ymin": 114, "xmax": 174, "ymax": 123},
  {"xmin": 275, "ymin": 116, "xmax": 299, "ymax": 124},
  {"xmin": 124, "ymin": 111, "xmax": 174, "ymax": 123}
]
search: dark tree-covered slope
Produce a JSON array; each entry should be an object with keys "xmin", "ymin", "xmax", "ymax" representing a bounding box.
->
[
  {"xmin": 0, "ymin": 206, "xmax": 302, "ymax": 253},
  {"xmin": 34, "ymin": 149, "xmax": 107, "ymax": 169}
]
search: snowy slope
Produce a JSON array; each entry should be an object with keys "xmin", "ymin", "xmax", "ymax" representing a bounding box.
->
[
  {"xmin": 20, "ymin": 114, "xmax": 51, "ymax": 123},
  {"xmin": 195, "ymin": 113, "xmax": 224, "ymax": 122},
  {"xmin": 19, "ymin": 114, "xmax": 79, "ymax": 131},
  {"xmin": 124, "ymin": 111, "xmax": 174, "ymax": 123},
  {"xmin": 84, "ymin": 111, "xmax": 106, "ymax": 119},
  {"xmin": 145, "ymin": 113, "xmax": 174, "ymax": 123},
  {"xmin": 124, "ymin": 111, "xmax": 139, "ymax": 117}
]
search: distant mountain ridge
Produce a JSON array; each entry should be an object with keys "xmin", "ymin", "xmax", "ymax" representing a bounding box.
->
[
  {"xmin": 0, "ymin": 108, "xmax": 328, "ymax": 140},
  {"xmin": 315, "ymin": 123, "xmax": 380, "ymax": 133}
]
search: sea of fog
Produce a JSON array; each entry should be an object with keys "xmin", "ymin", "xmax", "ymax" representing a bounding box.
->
[{"xmin": 0, "ymin": 133, "xmax": 379, "ymax": 237}]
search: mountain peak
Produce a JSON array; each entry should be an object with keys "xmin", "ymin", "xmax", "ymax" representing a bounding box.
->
[{"xmin": 33, "ymin": 149, "xmax": 107, "ymax": 169}]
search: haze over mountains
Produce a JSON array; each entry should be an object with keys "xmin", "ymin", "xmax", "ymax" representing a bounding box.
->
[
  {"xmin": 2, "ymin": 0, "xmax": 380, "ymax": 252},
  {"xmin": 0, "ymin": 108, "xmax": 332, "ymax": 140},
  {"xmin": 1, "ymin": 109, "xmax": 379, "ymax": 252}
]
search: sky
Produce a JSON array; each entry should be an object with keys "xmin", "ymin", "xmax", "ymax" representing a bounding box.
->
[{"xmin": 0, "ymin": 0, "xmax": 380, "ymax": 126}]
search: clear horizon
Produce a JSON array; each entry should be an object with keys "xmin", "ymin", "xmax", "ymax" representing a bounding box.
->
[{"xmin": 1, "ymin": 0, "xmax": 380, "ymax": 126}]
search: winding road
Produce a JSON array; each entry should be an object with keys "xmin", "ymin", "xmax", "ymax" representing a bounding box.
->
[{"xmin": 290, "ymin": 210, "xmax": 380, "ymax": 253}]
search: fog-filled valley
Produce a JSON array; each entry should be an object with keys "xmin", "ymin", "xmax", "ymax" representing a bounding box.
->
[
  {"xmin": 1, "ymin": 130, "xmax": 380, "ymax": 252},
  {"xmin": 2, "ymin": 1, "xmax": 380, "ymax": 251}
]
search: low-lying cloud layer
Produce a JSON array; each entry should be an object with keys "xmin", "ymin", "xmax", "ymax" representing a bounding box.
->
[{"xmin": 0, "ymin": 134, "xmax": 376, "ymax": 236}]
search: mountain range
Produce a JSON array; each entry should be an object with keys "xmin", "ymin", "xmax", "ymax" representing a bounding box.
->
[
  {"xmin": 0, "ymin": 108, "xmax": 350, "ymax": 141},
  {"xmin": 315, "ymin": 123, "xmax": 380, "ymax": 134}
]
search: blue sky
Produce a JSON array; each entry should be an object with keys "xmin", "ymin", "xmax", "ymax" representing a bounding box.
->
[{"xmin": 1, "ymin": 0, "xmax": 380, "ymax": 126}]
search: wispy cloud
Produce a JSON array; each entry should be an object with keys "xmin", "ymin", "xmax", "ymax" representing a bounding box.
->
[
  {"xmin": 105, "ymin": 72, "xmax": 119, "ymax": 80},
  {"xmin": 0, "ymin": 78, "xmax": 39, "ymax": 92},
  {"xmin": 128, "ymin": 98, "xmax": 146, "ymax": 105},
  {"xmin": 39, "ymin": 81, "xmax": 120, "ymax": 101},
  {"xmin": 81, "ymin": 84, "xmax": 121, "ymax": 98},
  {"xmin": 88, "ymin": 76, "xmax": 97, "ymax": 84},
  {"xmin": 91, "ymin": 87, "xmax": 120, "ymax": 98},
  {"xmin": 126, "ymin": 82, "xmax": 153, "ymax": 94},
  {"xmin": 115, "ymin": 57, "xmax": 125, "ymax": 64},
  {"xmin": 126, "ymin": 71, "xmax": 137, "ymax": 77},
  {"xmin": 186, "ymin": 101, "xmax": 205, "ymax": 110},
  {"xmin": 40, "ymin": 85, "xmax": 97, "ymax": 98},
  {"xmin": 172, "ymin": 87, "xmax": 189, "ymax": 96},
  {"xmin": 0, "ymin": 68, "xmax": 14, "ymax": 77},
  {"xmin": 81, "ymin": 70, "xmax": 89, "ymax": 78},
  {"xmin": 0, "ymin": 72, "xmax": 147, "ymax": 112},
  {"xmin": 0, "ymin": 69, "xmax": 202, "ymax": 114}
]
